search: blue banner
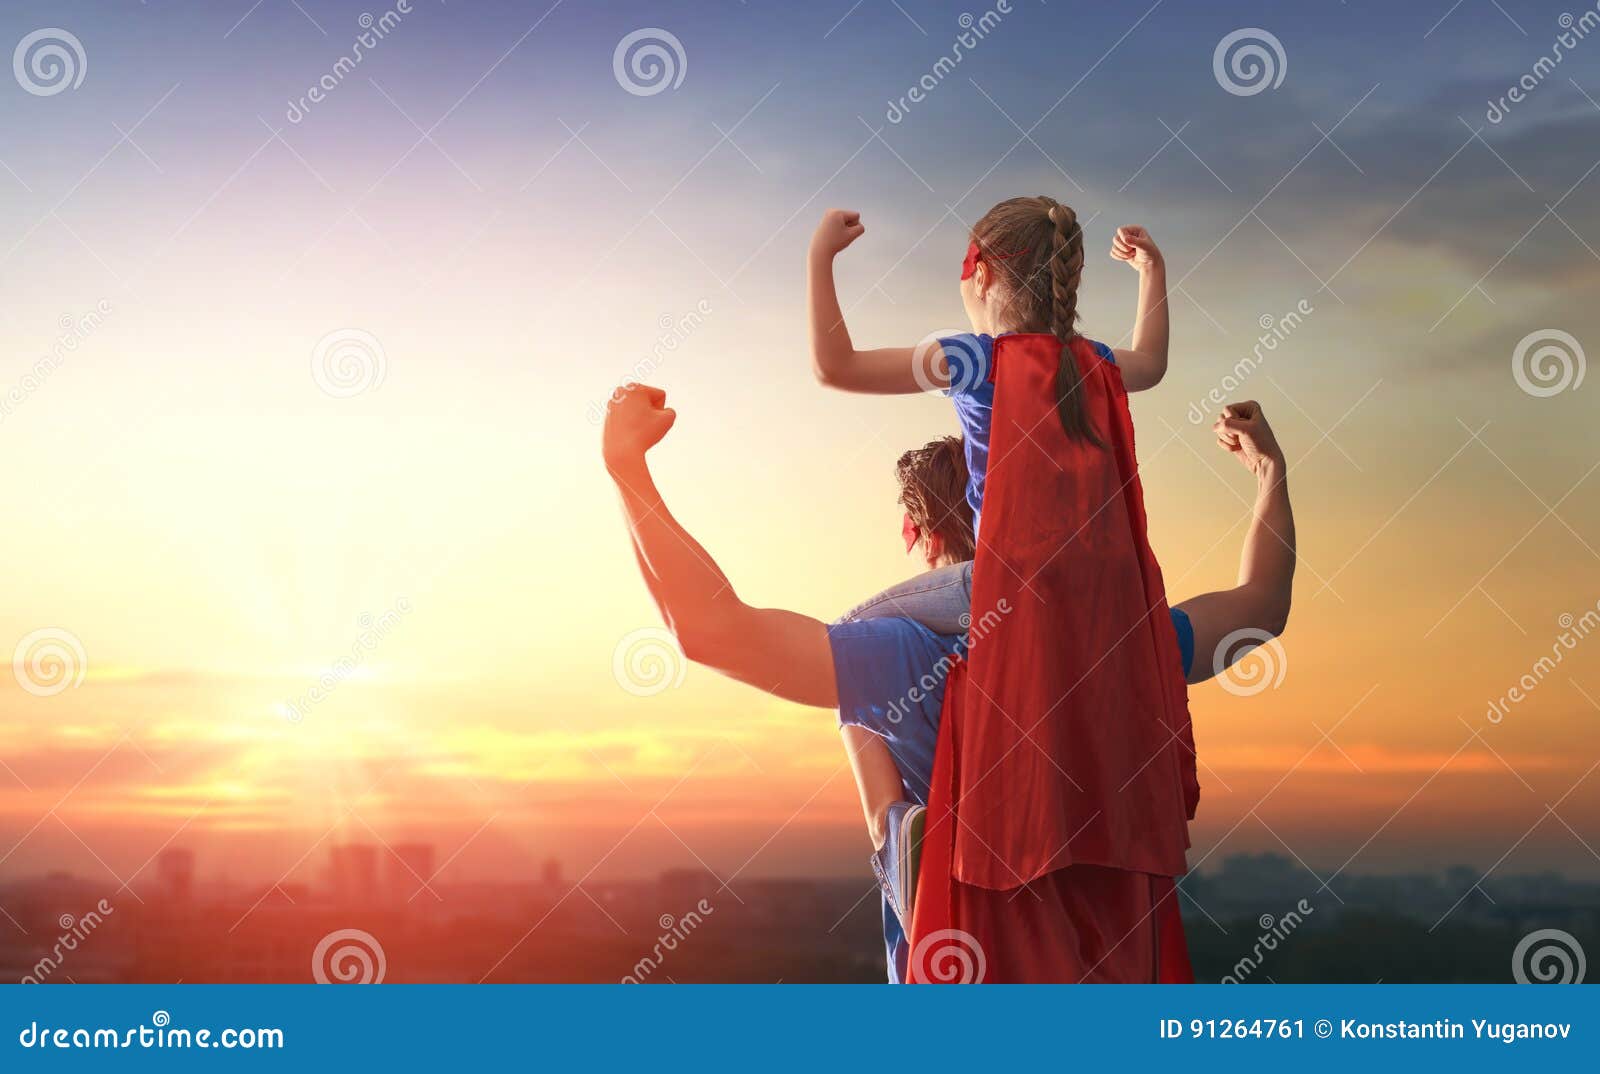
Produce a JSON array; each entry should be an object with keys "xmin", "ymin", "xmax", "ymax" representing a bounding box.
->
[{"xmin": 2, "ymin": 985, "xmax": 1593, "ymax": 1069}]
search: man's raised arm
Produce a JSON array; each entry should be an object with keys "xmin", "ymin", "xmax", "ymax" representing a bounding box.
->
[
  {"xmin": 1174, "ymin": 400, "xmax": 1296, "ymax": 684},
  {"xmin": 602, "ymin": 384, "xmax": 838, "ymax": 708}
]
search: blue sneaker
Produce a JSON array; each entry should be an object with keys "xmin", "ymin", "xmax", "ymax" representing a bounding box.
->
[{"xmin": 870, "ymin": 801, "xmax": 926, "ymax": 933}]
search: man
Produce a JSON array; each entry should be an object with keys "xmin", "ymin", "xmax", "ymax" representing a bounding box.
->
[{"xmin": 602, "ymin": 384, "xmax": 1294, "ymax": 981}]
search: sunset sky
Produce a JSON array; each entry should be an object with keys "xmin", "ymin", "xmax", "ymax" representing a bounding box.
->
[{"xmin": 1, "ymin": 0, "xmax": 1598, "ymax": 908}]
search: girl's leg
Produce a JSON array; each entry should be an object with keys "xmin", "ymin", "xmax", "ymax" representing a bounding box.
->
[
  {"xmin": 834, "ymin": 561, "xmax": 973, "ymax": 635},
  {"xmin": 840, "ymin": 726, "xmax": 904, "ymax": 851}
]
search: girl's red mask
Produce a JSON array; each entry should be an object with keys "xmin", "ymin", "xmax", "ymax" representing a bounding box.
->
[
  {"xmin": 960, "ymin": 240, "xmax": 1025, "ymax": 281},
  {"xmin": 960, "ymin": 241, "xmax": 982, "ymax": 281}
]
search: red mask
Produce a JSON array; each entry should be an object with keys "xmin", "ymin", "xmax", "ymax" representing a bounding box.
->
[
  {"xmin": 902, "ymin": 513, "xmax": 921, "ymax": 554},
  {"xmin": 960, "ymin": 241, "xmax": 982, "ymax": 281},
  {"xmin": 960, "ymin": 240, "xmax": 1024, "ymax": 281}
]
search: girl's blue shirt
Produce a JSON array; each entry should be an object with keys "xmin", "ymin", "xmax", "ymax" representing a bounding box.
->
[{"xmin": 939, "ymin": 332, "xmax": 1117, "ymax": 538}]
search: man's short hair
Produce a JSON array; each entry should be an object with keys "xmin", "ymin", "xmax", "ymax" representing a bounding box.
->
[{"xmin": 895, "ymin": 436, "xmax": 976, "ymax": 561}]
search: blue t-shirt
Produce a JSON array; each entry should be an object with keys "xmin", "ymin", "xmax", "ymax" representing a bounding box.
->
[
  {"xmin": 940, "ymin": 332, "xmax": 1117, "ymax": 539},
  {"xmin": 826, "ymin": 606, "xmax": 1194, "ymax": 981}
]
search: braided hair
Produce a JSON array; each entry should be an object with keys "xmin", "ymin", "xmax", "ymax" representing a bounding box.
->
[{"xmin": 968, "ymin": 195, "xmax": 1101, "ymax": 446}]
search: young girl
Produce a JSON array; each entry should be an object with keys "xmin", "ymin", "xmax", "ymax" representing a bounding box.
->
[
  {"xmin": 815, "ymin": 197, "xmax": 1167, "ymax": 628},
  {"xmin": 808, "ymin": 196, "xmax": 1186, "ymax": 956}
]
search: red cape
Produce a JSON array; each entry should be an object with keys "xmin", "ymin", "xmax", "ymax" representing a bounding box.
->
[{"xmin": 907, "ymin": 334, "xmax": 1197, "ymax": 983}]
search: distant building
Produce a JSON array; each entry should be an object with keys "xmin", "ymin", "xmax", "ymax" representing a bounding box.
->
[
  {"xmin": 659, "ymin": 867, "xmax": 718, "ymax": 907},
  {"xmin": 329, "ymin": 844, "xmax": 379, "ymax": 904},
  {"xmin": 387, "ymin": 843, "xmax": 436, "ymax": 902},
  {"xmin": 1215, "ymin": 852, "xmax": 1304, "ymax": 901},
  {"xmin": 157, "ymin": 849, "xmax": 194, "ymax": 901}
]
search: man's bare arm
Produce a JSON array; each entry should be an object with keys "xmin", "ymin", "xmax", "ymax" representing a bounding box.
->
[
  {"xmin": 1173, "ymin": 401, "xmax": 1295, "ymax": 684},
  {"xmin": 604, "ymin": 385, "xmax": 838, "ymax": 708}
]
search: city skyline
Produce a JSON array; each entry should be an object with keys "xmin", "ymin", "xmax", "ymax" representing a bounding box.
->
[{"xmin": 4, "ymin": 846, "xmax": 1592, "ymax": 984}]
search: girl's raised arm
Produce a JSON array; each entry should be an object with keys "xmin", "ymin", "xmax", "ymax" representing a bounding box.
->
[
  {"xmin": 1109, "ymin": 225, "xmax": 1170, "ymax": 393},
  {"xmin": 808, "ymin": 209, "xmax": 941, "ymax": 394}
]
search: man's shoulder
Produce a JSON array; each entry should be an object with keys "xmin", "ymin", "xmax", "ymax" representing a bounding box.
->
[
  {"xmin": 828, "ymin": 617, "xmax": 963, "ymax": 737},
  {"xmin": 827, "ymin": 618, "xmax": 964, "ymax": 689},
  {"xmin": 828, "ymin": 616, "xmax": 961, "ymax": 655}
]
